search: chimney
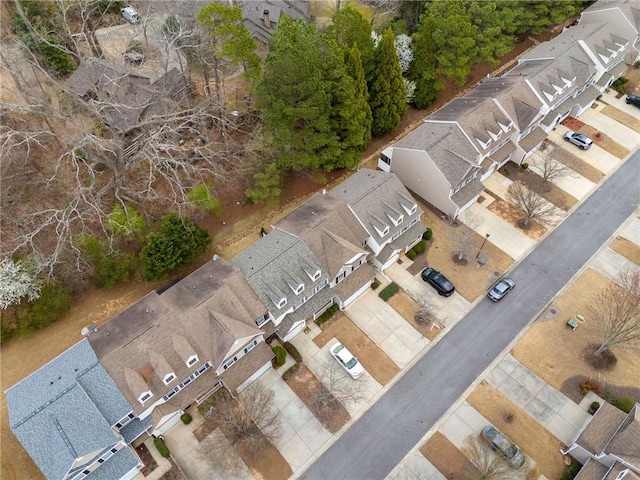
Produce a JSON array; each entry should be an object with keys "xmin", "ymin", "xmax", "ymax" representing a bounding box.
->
[{"xmin": 263, "ymin": 10, "xmax": 270, "ymax": 28}]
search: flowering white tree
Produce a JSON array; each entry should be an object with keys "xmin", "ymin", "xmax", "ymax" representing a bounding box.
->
[
  {"xmin": 404, "ymin": 78, "xmax": 416, "ymax": 103},
  {"xmin": 395, "ymin": 34, "xmax": 413, "ymax": 73},
  {"xmin": 0, "ymin": 258, "xmax": 42, "ymax": 309}
]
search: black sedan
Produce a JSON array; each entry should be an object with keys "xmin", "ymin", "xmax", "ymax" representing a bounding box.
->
[
  {"xmin": 487, "ymin": 278, "xmax": 515, "ymax": 302},
  {"xmin": 627, "ymin": 94, "xmax": 640, "ymax": 108},
  {"xmin": 421, "ymin": 268, "xmax": 455, "ymax": 297}
]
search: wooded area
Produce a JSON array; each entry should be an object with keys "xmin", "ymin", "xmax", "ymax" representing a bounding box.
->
[{"xmin": 0, "ymin": 0, "xmax": 584, "ymax": 341}]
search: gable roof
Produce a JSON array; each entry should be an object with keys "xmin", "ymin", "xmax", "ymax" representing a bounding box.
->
[
  {"xmin": 576, "ymin": 402, "xmax": 628, "ymax": 455},
  {"xmin": 5, "ymin": 340, "xmax": 131, "ymax": 480},
  {"xmin": 273, "ymin": 193, "xmax": 368, "ymax": 277},
  {"xmin": 605, "ymin": 405, "xmax": 640, "ymax": 468},
  {"xmin": 232, "ymin": 229, "xmax": 328, "ymax": 315}
]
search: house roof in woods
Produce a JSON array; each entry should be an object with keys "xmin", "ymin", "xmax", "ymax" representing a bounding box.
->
[{"xmin": 239, "ymin": 0, "xmax": 311, "ymax": 44}]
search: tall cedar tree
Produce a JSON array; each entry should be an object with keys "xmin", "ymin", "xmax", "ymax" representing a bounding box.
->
[
  {"xmin": 326, "ymin": 7, "xmax": 375, "ymax": 80},
  {"xmin": 428, "ymin": 0, "xmax": 479, "ymax": 86},
  {"xmin": 257, "ymin": 18, "xmax": 337, "ymax": 172},
  {"xmin": 368, "ymin": 29, "xmax": 406, "ymax": 136},
  {"xmin": 468, "ymin": 1, "xmax": 516, "ymax": 66},
  {"xmin": 344, "ymin": 44, "xmax": 372, "ymax": 161},
  {"xmin": 409, "ymin": 15, "xmax": 439, "ymax": 109}
]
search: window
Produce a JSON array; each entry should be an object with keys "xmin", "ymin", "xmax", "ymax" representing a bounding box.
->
[
  {"xmin": 255, "ymin": 313, "xmax": 269, "ymax": 327},
  {"xmin": 186, "ymin": 355, "xmax": 198, "ymax": 367},
  {"xmin": 312, "ymin": 270, "xmax": 321, "ymax": 281},
  {"xmin": 335, "ymin": 271, "xmax": 347, "ymax": 284},
  {"xmin": 295, "ymin": 284, "xmax": 304, "ymax": 295},
  {"xmin": 361, "ymin": 239, "xmax": 367, "ymax": 247},
  {"xmin": 138, "ymin": 391, "xmax": 153, "ymax": 404},
  {"xmin": 163, "ymin": 373, "xmax": 176, "ymax": 385},
  {"xmin": 223, "ymin": 356, "xmax": 238, "ymax": 370},
  {"xmin": 244, "ymin": 339, "xmax": 258, "ymax": 354},
  {"xmin": 276, "ymin": 297, "xmax": 287, "ymax": 309},
  {"xmin": 380, "ymin": 153, "xmax": 391, "ymax": 165}
]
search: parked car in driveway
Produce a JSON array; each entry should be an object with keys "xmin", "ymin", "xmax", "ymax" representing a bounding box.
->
[
  {"xmin": 488, "ymin": 278, "xmax": 515, "ymax": 302},
  {"xmin": 626, "ymin": 94, "xmax": 640, "ymax": 108},
  {"xmin": 481, "ymin": 425, "xmax": 525, "ymax": 468},
  {"xmin": 330, "ymin": 342, "xmax": 364, "ymax": 379},
  {"xmin": 421, "ymin": 268, "xmax": 455, "ymax": 297},
  {"xmin": 563, "ymin": 130, "xmax": 593, "ymax": 150}
]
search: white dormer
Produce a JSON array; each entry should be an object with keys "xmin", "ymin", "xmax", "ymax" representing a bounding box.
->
[
  {"xmin": 283, "ymin": 271, "xmax": 305, "ymax": 295},
  {"xmin": 294, "ymin": 283, "xmax": 304, "ymax": 295},
  {"xmin": 386, "ymin": 212, "xmax": 404, "ymax": 226},
  {"xmin": 163, "ymin": 373, "xmax": 176, "ymax": 385},
  {"xmin": 476, "ymin": 137, "xmax": 491, "ymax": 150},
  {"xmin": 186, "ymin": 355, "xmax": 198, "ymax": 367},
  {"xmin": 489, "ymin": 129, "xmax": 502, "ymax": 141},
  {"xmin": 138, "ymin": 391, "xmax": 153, "ymax": 405},
  {"xmin": 275, "ymin": 297, "xmax": 287, "ymax": 309},
  {"xmin": 373, "ymin": 224, "xmax": 390, "ymax": 237},
  {"xmin": 497, "ymin": 120, "xmax": 511, "ymax": 132}
]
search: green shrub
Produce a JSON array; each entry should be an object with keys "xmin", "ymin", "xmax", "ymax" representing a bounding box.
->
[
  {"xmin": 260, "ymin": 227, "xmax": 267, "ymax": 236},
  {"xmin": 379, "ymin": 282, "xmax": 399, "ymax": 301},
  {"xmin": 611, "ymin": 76, "xmax": 629, "ymax": 94},
  {"xmin": 414, "ymin": 240, "xmax": 426, "ymax": 254},
  {"xmin": 22, "ymin": 282, "xmax": 72, "ymax": 333},
  {"xmin": 613, "ymin": 395, "xmax": 636, "ymax": 413},
  {"xmin": 589, "ymin": 401, "xmax": 600, "ymax": 413},
  {"xmin": 94, "ymin": 252, "xmax": 137, "ymax": 288},
  {"xmin": 315, "ymin": 303, "xmax": 339, "ymax": 324},
  {"xmin": 180, "ymin": 412, "xmax": 192, "ymax": 424},
  {"xmin": 282, "ymin": 363, "xmax": 300, "ymax": 381},
  {"xmin": 272, "ymin": 345, "xmax": 286, "ymax": 367},
  {"xmin": 140, "ymin": 214, "xmax": 211, "ymax": 280},
  {"xmin": 283, "ymin": 341, "xmax": 302, "ymax": 363},
  {"xmin": 422, "ymin": 228, "xmax": 432, "ymax": 241},
  {"xmin": 580, "ymin": 380, "xmax": 602, "ymax": 396},
  {"xmin": 504, "ymin": 166, "xmax": 510, "ymax": 176},
  {"xmin": 187, "ymin": 185, "xmax": 222, "ymax": 215},
  {"xmin": 406, "ymin": 249, "xmax": 417, "ymax": 260},
  {"xmin": 559, "ymin": 462, "xmax": 581, "ymax": 480},
  {"xmin": 154, "ymin": 437, "xmax": 170, "ymax": 458},
  {"xmin": 107, "ymin": 204, "xmax": 146, "ymax": 236},
  {"xmin": 635, "ymin": 60, "xmax": 640, "ymax": 69},
  {"xmin": 371, "ymin": 280, "xmax": 380, "ymax": 290},
  {"xmin": 521, "ymin": 162, "xmax": 529, "ymax": 170}
]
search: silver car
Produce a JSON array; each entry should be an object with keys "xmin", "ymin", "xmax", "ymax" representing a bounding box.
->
[
  {"xmin": 330, "ymin": 342, "xmax": 364, "ymax": 379},
  {"xmin": 563, "ymin": 130, "xmax": 593, "ymax": 150},
  {"xmin": 488, "ymin": 278, "xmax": 515, "ymax": 302},
  {"xmin": 481, "ymin": 425, "xmax": 525, "ymax": 468}
]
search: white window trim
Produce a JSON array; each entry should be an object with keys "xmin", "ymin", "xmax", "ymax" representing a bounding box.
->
[
  {"xmin": 276, "ymin": 297, "xmax": 287, "ymax": 309},
  {"xmin": 186, "ymin": 355, "xmax": 198, "ymax": 367},
  {"xmin": 294, "ymin": 283, "xmax": 304, "ymax": 295},
  {"xmin": 312, "ymin": 270, "xmax": 321, "ymax": 281},
  {"xmin": 163, "ymin": 373, "xmax": 176, "ymax": 385},
  {"xmin": 138, "ymin": 391, "xmax": 153, "ymax": 405}
]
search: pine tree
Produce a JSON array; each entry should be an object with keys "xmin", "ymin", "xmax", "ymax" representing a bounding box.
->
[
  {"xmin": 368, "ymin": 29, "xmax": 406, "ymax": 136},
  {"xmin": 326, "ymin": 6, "xmax": 375, "ymax": 78},
  {"xmin": 409, "ymin": 15, "xmax": 439, "ymax": 109},
  {"xmin": 343, "ymin": 44, "xmax": 372, "ymax": 164}
]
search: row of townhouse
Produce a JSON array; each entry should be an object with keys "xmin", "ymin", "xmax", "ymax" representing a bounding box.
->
[
  {"xmin": 4, "ymin": 169, "xmax": 425, "ymax": 480},
  {"xmin": 379, "ymin": 0, "xmax": 640, "ymax": 221}
]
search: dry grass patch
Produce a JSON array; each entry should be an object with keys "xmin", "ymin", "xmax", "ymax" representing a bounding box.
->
[
  {"xmin": 419, "ymin": 205, "xmax": 515, "ymax": 302},
  {"xmin": 601, "ymin": 105, "xmax": 640, "ymax": 133},
  {"xmin": 386, "ymin": 289, "xmax": 441, "ymax": 341},
  {"xmin": 420, "ymin": 431, "xmax": 476, "ymax": 480},
  {"xmin": 313, "ymin": 312, "xmax": 399, "ymax": 386},
  {"xmin": 486, "ymin": 196, "xmax": 548, "ymax": 240},
  {"xmin": 550, "ymin": 148, "xmax": 604, "ymax": 183},
  {"xmin": 499, "ymin": 164, "xmax": 578, "ymax": 211},
  {"xmin": 467, "ymin": 382, "xmax": 560, "ymax": 479},
  {"xmin": 578, "ymin": 125, "xmax": 630, "ymax": 159},
  {"xmin": 513, "ymin": 269, "xmax": 640, "ymax": 393},
  {"xmin": 610, "ymin": 237, "xmax": 640, "ymax": 264}
]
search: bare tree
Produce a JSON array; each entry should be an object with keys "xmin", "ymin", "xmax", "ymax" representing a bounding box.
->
[
  {"xmin": 461, "ymin": 436, "xmax": 527, "ymax": 480},
  {"xmin": 591, "ymin": 269, "xmax": 640, "ymax": 356},
  {"xmin": 506, "ymin": 180, "xmax": 558, "ymax": 229},
  {"xmin": 313, "ymin": 361, "xmax": 366, "ymax": 415},
  {"xmin": 447, "ymin": 213, "xmax": 482, "ymax": 264},
  {"xmin": 414, "ymin": 295, "xmax": 436, "ymax": 327},
  {"xmin": 534, "ymin": 146, "xmax": 573, "ymax": 192}
]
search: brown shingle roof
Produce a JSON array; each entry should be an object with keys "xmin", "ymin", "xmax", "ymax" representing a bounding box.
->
[
  {"xmin": 606, "ymin": 414, "xmax": 640, "ymax": 469},
  {"xmin": 574, "ymin": 458, "xmax": 610, "ymax": 480},
  {"xmin": 577, "ymin": 402, "xmax": 627, "ymax": 454}
]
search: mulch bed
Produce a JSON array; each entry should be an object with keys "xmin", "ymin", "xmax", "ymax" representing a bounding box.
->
[
  {"xmin": 285, "ymin": 364, "xmax": 350, "ymax": 434},
  {"xmin": 135, "ymin": 443, "xmax": 158, "ymax": 475},
  {"xmin": 485, "ymin": 195, "xmax": 547, "ymax": 240},
  {"xmin": 561, "ymin": 375, "xmax": 640, "ymax": 404}
]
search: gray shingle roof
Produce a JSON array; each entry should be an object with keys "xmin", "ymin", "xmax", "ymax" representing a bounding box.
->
[
  {"xmin": 232, "ymin": 229, "xmax": 329, "ymax": 316},
  {"xmin": 85, "ymin": 446, "xmax": 140, "ymax": 480},
  {"xmin": 330, "ymin": 169, "xmax": 425, "ymax": 246}
]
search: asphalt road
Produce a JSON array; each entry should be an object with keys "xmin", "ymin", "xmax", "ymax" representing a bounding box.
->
[{"xmin": 301, "ymin": 150, "xmax": 640, "ymax": 480}]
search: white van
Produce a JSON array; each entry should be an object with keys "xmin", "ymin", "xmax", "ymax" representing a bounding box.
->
[{"xmin": 121, "ymin": 6, "xmax": 140, "ymax": 24}]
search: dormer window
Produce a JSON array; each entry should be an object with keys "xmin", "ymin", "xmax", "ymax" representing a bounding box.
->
[
  {"xmin": 294, "ymin": 284, "xmax": 304, "ymax": 295},
  {"xmin": 275, "ymin": 297, "xmax": 287, "ymax": 309},
  {"xmin": 382, "ymin": 225, "xmax": 389, "ymax": 236},
  {"xmin": 163, "ymin": 373, "xmax": 176, "ymax": 385},
  {"xmin": 312, "ymin": 270, "xmax": 321, "ymax": 281},
  {"xmin": 138, "ymin": 391, "xmax": 153, "ymax": 405},
  {"xmin": 186, "ymin": 355, "xmax": 198, "ymax": 367}
]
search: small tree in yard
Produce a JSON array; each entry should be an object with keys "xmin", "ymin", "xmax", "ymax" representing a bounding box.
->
[
  {"xmin": 446, "ymin": 213, "xmax": 482, "ymax": 264},
  {"xmin": 592, "ymin": 269, "xmax": 640, "ymax": 357},
  {"xmin": 536, "ymin": 146, "xmax": 574, "ymax": 192},
  {"xmin": 313, "ymin": 361, "xmax": 365, "ymax": 416},
  {"xmin": 199, "ymin": 383, "xmax": 281, "ymax": 475},
  {"xmin": 506, "ymin": 180, "xmax": 557, "ymax": 229},
  {"xmin": 461, "ymin": 435, "xmax": 527, "ymax": 480},
  {"xmin": 414, "ymin": 296, "xmax": 436, "ymax": 327},
  {"xmin": 0, "ymin": 258, "xmax": 42, "ymax": 309}
]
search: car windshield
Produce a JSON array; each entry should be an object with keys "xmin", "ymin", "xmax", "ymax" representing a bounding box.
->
[
  {"xmin": 346, "ymin": 357, "xmax": 358, "ymax": 369},
  {"xmin": 333, "ymin": 344, "xmax": 344, "ymax": 354}
]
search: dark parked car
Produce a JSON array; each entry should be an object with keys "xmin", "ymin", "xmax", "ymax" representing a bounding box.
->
[
  {"xmin": 488, "ymin": 278, "xmax": 515, "ymax": 302},
  {"xmin": 421, "ymin": 268, "xmax": 455, "ymax": 297},
  {"xmin": 481, "ymin": 425, "xmax": 526, "ymax": 468},
  {"xmin": 626, "ymin": 94, "xmax": 640, "ymax": 108},
  {"xmin": 563, "ymin": 130, "xmax": 593, "ymax": 150}
]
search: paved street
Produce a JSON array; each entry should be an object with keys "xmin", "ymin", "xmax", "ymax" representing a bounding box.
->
[{"xmin": 300, "ymin": 151, "xmax": 639, "ymax": 480}]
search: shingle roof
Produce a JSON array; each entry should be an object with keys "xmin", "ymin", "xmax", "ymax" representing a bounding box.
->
[
  {"xmin": 577, "ymin": 402, "xmax": 627, "ymax": 454},
  {"xmin": 84, "ymin": 446, "xmax": 140, "ymax": 480},
  {"xmin": 605, "ymin": 408, "xmax": 640, "ymax": 469},
  {"xmin": 274, "ymin": 193, "xmax": 369, "ymax": 278},
  {"xmin": 232, "ymin": 229, "xmax": 329, "ymax": 316},
  {"xmin": 574, "ymin": 458, "xmax": 611, "ymax": 480}
]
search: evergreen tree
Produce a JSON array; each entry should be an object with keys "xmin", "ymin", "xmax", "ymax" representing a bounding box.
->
[
  {"xmin": 368, "ymin": 29, "xmax": 406, "ymax": 136},
  {"xmin": 396, "ymin": 0, "xmax": 430, "ymax": 36},
  {"xmin": 468, "ymin": 1, "xmax": 516, "ymax": 66},
  {"xmin": 345, "ymin": 44, "xmax": 372, "ymax": 153},
  {"xmin": 326, "ymin": 6, "xmax": 374, "ymax": 75},
  {"xmin": 428, "ymin": 0, "xmax": 478, "ymax": 86},
  {"xmin": 257, "ymin": 18, "xmax": 337, "ymax": 172},
  {"xmin": 409, "ymin": 15, "xmax": 439, "ymax": 109}
]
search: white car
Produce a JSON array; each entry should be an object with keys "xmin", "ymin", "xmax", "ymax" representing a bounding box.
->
[
  {"xmin": 330, "ymin": 342, "xmax": 364, "ymax": 379},
  {"xmin": 563, "ymin": 130, "xmax": 593, "ymax": 150},
  {"xmin": 121, "ymin": 6, "xmax": 140, "ymax": 23}
]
